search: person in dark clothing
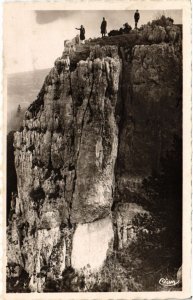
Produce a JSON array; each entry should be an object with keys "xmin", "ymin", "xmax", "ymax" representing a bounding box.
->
[
  {"xmin": 101, "ymin": 17, "xmax": 107, "ymax": 37},
  {"xmin": 122, "ymin": 23, "xmax": 132, "ymax": 34},
  {"xmin": 75, "ymin": 25, "xmax": 85, "ymax": 43},
  {"xmin": 134, "ymin": 10, "xmax": 140, "ymax": 28}
]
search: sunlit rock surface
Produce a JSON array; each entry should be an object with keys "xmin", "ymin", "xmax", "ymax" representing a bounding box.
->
[{"xmin": 71, "ymin": 216, "xmax": 114, "ymax": 270}]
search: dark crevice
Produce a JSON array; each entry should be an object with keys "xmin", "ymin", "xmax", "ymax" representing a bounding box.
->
[
  {"xmin": 7, "ymin": 131, "xmax": 17, "ymax": 222},
  {"xmin": 111, "ymin": 46, "xmax": 134, "ymax": 251}
]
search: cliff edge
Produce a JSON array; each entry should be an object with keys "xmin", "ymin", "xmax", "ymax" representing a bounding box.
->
[{"xmin": 7, "ymin": 19, "xmax": 182, "ymax": 292}]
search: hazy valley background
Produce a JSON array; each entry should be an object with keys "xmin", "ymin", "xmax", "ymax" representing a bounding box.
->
[{"xmin": 7, "ymin": 69, "xmax": 50, "ymax": 132}]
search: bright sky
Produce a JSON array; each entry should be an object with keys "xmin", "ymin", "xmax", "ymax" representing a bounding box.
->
[{"xmin": 4, "ymin": 9, "xmax": 182, "ymax": 74}]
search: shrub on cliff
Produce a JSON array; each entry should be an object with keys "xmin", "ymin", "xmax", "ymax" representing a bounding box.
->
[
  {"xmin": 44, "ymin": 266, "xmax": 85, "ymax": 292},
  {"xmin": 151, "ymin": 15, "xmax": 174, "ymax": 27},
  {"xmin": 108, "ymin": 23, "xmax": 132, "ymax": 37},
  {"xmin": 140, "ymin": 15, "xmax": 181, "ymax": 43}
]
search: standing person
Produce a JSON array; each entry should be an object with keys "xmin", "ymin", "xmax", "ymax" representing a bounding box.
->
[
  {"xmin": 101, "ymin": 17, "xmax": 107, "ymax": 37},
  {"xmin": 134, "ymin": 10, "xmax": 140, "ymax": 29},
  {"xmin": 75, "ymin": 25, "xmax": 85, "ymax": 44}
]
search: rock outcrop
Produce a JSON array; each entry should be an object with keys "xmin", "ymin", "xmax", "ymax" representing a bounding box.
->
[
  {"xmin": 7, "ymin": 21, "xmax": 182, "ymax": 292},
  {"xmin": 8, "ymin": 45, "xmax": 122, "ymax": 291}
]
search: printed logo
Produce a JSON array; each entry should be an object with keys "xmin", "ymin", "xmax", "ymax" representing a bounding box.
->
[{"xmin": 159, "ymin": 277, "xmax": 179, "ymax": 287}]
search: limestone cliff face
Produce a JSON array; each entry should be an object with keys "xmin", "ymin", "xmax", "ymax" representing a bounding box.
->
[
  {"xmin": 7, "ymin": 24, "xmax": 182, "ymax": 292},
  {"xmin": 8, "ymin": 46, "xmax": 121, "ymax": 290}
]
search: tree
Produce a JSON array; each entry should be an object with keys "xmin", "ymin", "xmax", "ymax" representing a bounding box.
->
[{"xmin": 17, "ymin": 104, "xmax": 21, "ymax": 115}]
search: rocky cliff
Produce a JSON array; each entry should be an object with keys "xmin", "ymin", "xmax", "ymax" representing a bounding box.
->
[{"xmin": 7, "ymin": 20, "xmax": 182, "ymax": 292}]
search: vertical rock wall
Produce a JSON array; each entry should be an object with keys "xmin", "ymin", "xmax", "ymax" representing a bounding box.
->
[
  {"xmin": 114, "ymin": 42, "xmax": 182, "ymax": 248},
  {"xmin": 7, "ymin": 45, "xmax": 122, "ymax": 291}
]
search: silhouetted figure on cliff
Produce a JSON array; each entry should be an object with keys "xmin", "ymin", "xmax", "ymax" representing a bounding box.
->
[
  {"xmin": 122, "ymin": 23, "xmax": 132, "ymax": 34},
  {"xmin": 101, "ymin": 17, "xmax": 107, "ymax": 37},
  {"xmin": 134, "ymin": 10, "xmax": 140, "ymax": 28},
  {"xmin": 75, "ymin": 25, "xmax": 85, "ymax": 44}
]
